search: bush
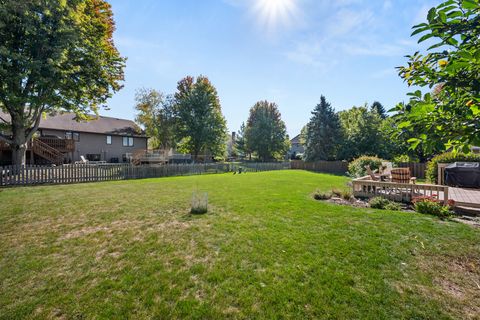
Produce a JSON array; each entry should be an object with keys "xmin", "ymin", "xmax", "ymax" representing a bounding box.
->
[
  {"xmin": 341, "ymin": 189, "xmax": 353, "ymax": 201},
  {"xmin": 384, "ymin": 202, "xmax": 402, "ymax": 211},
  {"xmin": 369, "ymin": 197, "xmax": 401, "ymax": 211},
  {"xmin": 413, "ymin": 198, "xmax": 451, "ymax": 219},
  {"xmin": 313, "ymin": 190, "xmax": 332, "ymax": 200},
  {"xmin": 426, "ymin": 152, "xmax": 480, "ymax": 183},
  {"xmin": 392, "ymin": 154, "xmax": 417, "ymax": 166},
  {"xmin": 348, "ymin": 156, "xmax": 384, "ymax": 178},
  {"xmin": 331, "ymin": 188, "xmax": 343, "ymax": 197}
]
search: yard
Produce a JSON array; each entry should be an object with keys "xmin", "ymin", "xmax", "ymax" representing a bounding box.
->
[{"xmin": 1, "ymin": 170, "xmax": 479, "ymax": 319}]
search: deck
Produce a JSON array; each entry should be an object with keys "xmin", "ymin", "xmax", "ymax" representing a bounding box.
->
[
  {"xmin": 450, "ymin": 187, "xmax": 480, "ymax": 209},
  {"xmin": 352, "ymin": 176, "xmax": 480, "ymax": 209}
]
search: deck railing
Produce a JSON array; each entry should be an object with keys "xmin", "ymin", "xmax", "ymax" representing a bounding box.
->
[
  {"xmin": 352, "ymin": 176, "xmax": 449, "ymax": 204},
  {"xmin": 37, "ymin": 137, "xmax": 75, "ymax": 153}
]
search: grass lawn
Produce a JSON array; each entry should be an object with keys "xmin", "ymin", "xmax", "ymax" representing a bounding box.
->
[{"xmin": 1, "ymin": 170, "xmax": 479, "ymax": 319}]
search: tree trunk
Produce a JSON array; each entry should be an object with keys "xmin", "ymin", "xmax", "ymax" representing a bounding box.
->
[
  {"xmin": 10, "ymin": 120, "xmax": 28, "ymax": 166},
  {"xmin": 11, "ymin": 144, "xmax": 27, "ymax": 166}
]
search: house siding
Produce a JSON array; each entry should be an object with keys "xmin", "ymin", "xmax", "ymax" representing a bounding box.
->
[{"xmin": 41, "ymin": 129, "xmax": 148, "ymax": 163}]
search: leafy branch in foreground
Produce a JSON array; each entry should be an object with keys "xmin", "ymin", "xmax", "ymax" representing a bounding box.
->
[{"xmin": 395, "ymin": 0, "xmax": 480, "ymax": 153}]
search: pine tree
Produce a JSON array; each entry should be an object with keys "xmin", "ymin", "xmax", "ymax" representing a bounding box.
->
[
  {"xmin": 304, "ymin": 95, "xmax": 342, "ymax": 161},
  {"xmin": 371, "ymin": 101, "xmax": 387, "ymax": 119},
  {"xmin": 234, "ymin": 122, "xmax": 248, "ymax": 159}
]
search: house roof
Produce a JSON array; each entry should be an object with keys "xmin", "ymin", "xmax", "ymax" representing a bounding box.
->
[
  {"xmin": 0, "ymin": 111, "xmax": 146, "ymax": 137},
  {"xmin": 290, "ymin": 134, "xmax": 302, "ymax": 144}
]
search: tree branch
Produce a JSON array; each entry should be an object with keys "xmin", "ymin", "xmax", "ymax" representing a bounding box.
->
[
  {"xmin": 0, "ymin": 132, "xmax": 13, "ymax": 145},
  {"xmin": 25, "ymin": 106, "xmax": 44, "ymax": 141}
]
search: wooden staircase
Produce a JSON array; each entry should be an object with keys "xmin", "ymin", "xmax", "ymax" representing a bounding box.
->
[{"xmin": 31, "ymin": 139, "xmax": 64, "ymax": 165}]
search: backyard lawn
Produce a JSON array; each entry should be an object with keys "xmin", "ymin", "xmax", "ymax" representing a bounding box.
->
[{"xmin": 1, "ymin": 170, "xmax": 479, "ymax": 319}]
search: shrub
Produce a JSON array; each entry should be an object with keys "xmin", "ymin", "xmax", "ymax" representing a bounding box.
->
[
  {"xmin": 384, "ymin": 202, "xmax": 402, "ymax": 211},
  {"xmin": 392, "ymin": 154, "xmax": 417, "ymax": 166},
  {"xmin": 426, "ymin": 152, "xmax": 480, "ymax": 183},
  {"xmin": 331, "ymin": 188, "xmax": 343, "ymax": 197},
  {"xmin": 313, "ymin": 190, "xmax": 332, "ymax": 200},
  {"xmin": 369, "ymin": 197, "xmax": 401, "ymax": 211},
  {"xmin": 348, "ymin": 156, "xmax": 384, "ymax": 178},
  {"xmin": 341, "ymin": 190, "xmax": 353, "ymax": 201},
  {"xmin": 413, "ymin": 198, "xmax": 451, "ymax": 219}
]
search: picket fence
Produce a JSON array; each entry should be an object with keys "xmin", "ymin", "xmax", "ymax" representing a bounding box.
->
[{"xmin": 0, "ymin": 162, "xmax": 290, "ymax": 187}]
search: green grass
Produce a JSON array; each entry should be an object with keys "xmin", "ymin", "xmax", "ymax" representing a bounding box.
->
[{"xmin": 1, "ymin": 170, "xmax": 479, "ymax": 319}]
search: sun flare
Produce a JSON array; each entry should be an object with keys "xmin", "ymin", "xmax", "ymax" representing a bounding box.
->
[{"xmin": 253, "ymin": 0, "xmax": 300, "ymax": 32}]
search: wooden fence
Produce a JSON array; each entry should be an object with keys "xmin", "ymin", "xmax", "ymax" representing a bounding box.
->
[
  {"xmin": 397, "ymin": 162, "xmax": 427, "ymax": 179},
  {"xmin": 0, "ymin": 162, "xmax": 290, "ymax": 187},
  {"xmin": 290, "ymin": 160, "xmax": 349, "ymax": 174}
]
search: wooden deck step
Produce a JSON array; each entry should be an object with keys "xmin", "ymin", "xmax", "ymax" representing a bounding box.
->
[{"xmin": 454, "ymin": 206, "xmax": 480, "ymax": 216}]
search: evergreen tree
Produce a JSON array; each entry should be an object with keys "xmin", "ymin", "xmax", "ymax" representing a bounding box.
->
[
  {"xmin": 234, "ymin": 122, "xmax": 248, "ymax": 159},
  {"xmin": 371, "ymin": 101, "xmax": 387, "ymax": 119},
  {"xmin": 304, "ymin": 96, "xmax": 342, "ymax": 161},
  {"xmin": 245, "ymin": 101, "xmax": 289, "ymax": 161}
]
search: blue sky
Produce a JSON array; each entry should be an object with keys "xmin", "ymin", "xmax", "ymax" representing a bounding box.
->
[{"xmin": 106, "ymin": 0, "xmax": 440, "ymax": 137}]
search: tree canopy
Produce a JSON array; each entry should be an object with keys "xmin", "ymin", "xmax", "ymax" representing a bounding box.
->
[
  {"xmin": 338, "ymin": 105, "xmax": 385, "ymax": 160},
  {"xmin": 245, "ymin": 101, "xmax": 289, "ymax": 161},
  {"xmin": 174, "ymin": 76, "xmax": 227, "ymax": 160},
  {"xmin": 0, "ymin": 0, "xmax": 125, "ymax": 164},
  {"xmin": 134, "ymin": 88, "xmax": 177, "ymax": 150},
  {"xmin": 394, "ymin": 0, "xmax": 480, "ymax": 153},
  {"xmin": 304, "ymin": 95, "xmax": 342, "ymax": 161}
]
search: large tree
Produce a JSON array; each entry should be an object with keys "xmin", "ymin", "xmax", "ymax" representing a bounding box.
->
[
  {"xmin": 0, "ymin": 0, "xmax": 125, "ymax": 165},
  {"xmin": 244, "ymin": 101, "xmax": 289, "ymax": 161},
  {"xmin": 338, "ymin": 105, "xmax": 385, "ymax": 160},
  {"xmin": 134, "ymin": 88, "xmax": 177, "ymax": 150},
  {"xmin": 395, "ymin": 0, "xmax": 480, "ymax": 153},
  {"xmin": 174, "ymin": 76, "xmax": 227, "ymax": 160},
  {"xmin": 304, "ymin": 95, "xmax": 342, "ymax": 161}
]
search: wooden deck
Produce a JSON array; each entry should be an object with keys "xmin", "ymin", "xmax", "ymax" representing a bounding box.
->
[
  {"xmin": 450, "ymin": 187, "xmax": 480, "ymax": 208},
  {"xmin": 352, "ymin": 176, "xmax": 480, "ymax": 209}
]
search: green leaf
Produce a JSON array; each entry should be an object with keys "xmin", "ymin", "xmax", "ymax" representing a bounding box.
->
[
  {"xmin": 461, "ymin": 0, "xmax": 478, "ymax": 10},
  {"xmin": 418, "ymin": 33, "xmax": 435, "ymax": 43},
  {"xmin": 398, "ymin": 121, "xmax": 411, "ymax": 129},
  {"xmin": 427, "ymin": 7, "xmax": 437, "ymax": 22}
]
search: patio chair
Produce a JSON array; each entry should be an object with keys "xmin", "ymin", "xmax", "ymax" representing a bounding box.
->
[
  {"xmin": 381, "ymin": 162, "xmax": 393, "ymax": 176},
  {"xmin": 391, "ymin": 168, "xmax": 417, "ymax": 184},
  {"xmin": 75, "ymin": 155, "xmax": 89, "ymax": 165},
  {"xmin": 365, "ymin": 165, "xmax": 379, "ymax": 181}
]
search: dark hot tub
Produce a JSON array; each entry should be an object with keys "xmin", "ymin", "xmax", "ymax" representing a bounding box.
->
[{"xmin": 445, "ymin": 162, "xmax": 480, "ymax": 188}]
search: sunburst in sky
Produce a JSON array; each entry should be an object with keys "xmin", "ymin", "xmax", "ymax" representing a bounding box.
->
[{"xmin": 252, "ymin": 0, "xmax": 301, "ymax": 32}]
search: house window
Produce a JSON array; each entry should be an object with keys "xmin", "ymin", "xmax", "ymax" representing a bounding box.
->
[
  {"xmin": 86, "ymin": 154, "xmax": 101, "ymax": 161},
  {"xmin": 106, "ymin": 135, "xmax": 112, "ymax": 145},
  {"xmin": 65, "ymin": 131, "xmax": 80, "ymax": 142},
  {"xmin": 122, "ymin": 136, "xmax": 134, "ymax": 147}
]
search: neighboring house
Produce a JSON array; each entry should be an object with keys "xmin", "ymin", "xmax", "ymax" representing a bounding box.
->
[
  {"xmin": 288, "ymin": 134, "xmax": 305, "ymax": 159},
  {"xmin": 0, "ymin": 112, "xmax": 148, "ymax": 165},
  {"xmin": 472, "ymin": 146, "xmax": 480, "ymax": 154}
]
